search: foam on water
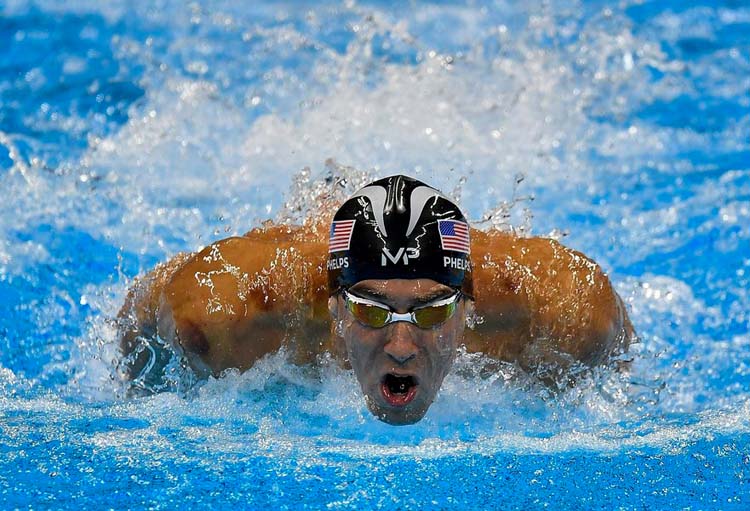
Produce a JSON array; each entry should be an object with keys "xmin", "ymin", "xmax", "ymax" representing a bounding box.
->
[{"xmin": 1, "ymin": 0, "xmax": 749, "ymax": 504}]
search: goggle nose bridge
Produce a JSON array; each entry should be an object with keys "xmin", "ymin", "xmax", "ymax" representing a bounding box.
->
[{"xmin": 388, "ymin": 311, "xmax": 420, "ymax": 325}]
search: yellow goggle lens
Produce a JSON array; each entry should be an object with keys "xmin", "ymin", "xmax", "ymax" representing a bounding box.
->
[
  {"xmin": 347, "ymin": 301, "xmax": 390, "ymax": 328},
  {"xmin": 413, "ymin": 301, "xmax": 457, "ymax": 328}
]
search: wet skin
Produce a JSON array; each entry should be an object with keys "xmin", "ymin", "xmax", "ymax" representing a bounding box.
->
[
  {"xmin": 329, "ymin": 279, "xmax": 468, "ymax": 425},
  {"xmin": 117, "ymin": 223, "xmax": 635, "ymax": 424}
]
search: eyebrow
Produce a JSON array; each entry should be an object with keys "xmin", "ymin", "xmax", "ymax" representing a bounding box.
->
[{"xmin": 350, "ymin": 287, "xmax": 388, "ymax": 301}]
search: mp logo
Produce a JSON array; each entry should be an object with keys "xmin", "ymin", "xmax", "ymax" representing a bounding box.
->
[{"xmin": 381, "ymin": 247, "xmax": 420, "ymax": 265}]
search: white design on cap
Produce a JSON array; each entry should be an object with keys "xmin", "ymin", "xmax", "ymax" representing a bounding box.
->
[
  {"xmin": 406, "ymin": 186, "xmax": 445, "ymax": 237},
  {"xmin": 351, "ymin": 179, "xmax": 451, "ymax": 239},
  {"xmin": 351, "ymin": 186, "xmax": 388, "ymax": 237}
]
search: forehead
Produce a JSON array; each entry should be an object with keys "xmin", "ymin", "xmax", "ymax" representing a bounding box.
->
[{"xmin": 349, "ymin": 278, "xmax": 454, "ymax": 305}]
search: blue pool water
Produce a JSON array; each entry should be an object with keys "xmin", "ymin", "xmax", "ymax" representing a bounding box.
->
[{"xmin": 1, "ymin": 0, "xmax": 749, "ymax": 508}]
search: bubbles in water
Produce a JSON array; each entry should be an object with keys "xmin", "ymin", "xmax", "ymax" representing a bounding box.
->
[{"xmin": 0, "ymin": 0, "xmax": 748, "ymax": 465}]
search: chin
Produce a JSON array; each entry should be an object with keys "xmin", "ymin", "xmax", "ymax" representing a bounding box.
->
[{"xmin": 365, "ymin": 395, "xmax": 431, "ymax": 425}]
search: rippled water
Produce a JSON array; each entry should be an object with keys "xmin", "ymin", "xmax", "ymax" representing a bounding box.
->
[{"xmin": 1, "ymin": 0, "xmax": 749, "ymax": 508}]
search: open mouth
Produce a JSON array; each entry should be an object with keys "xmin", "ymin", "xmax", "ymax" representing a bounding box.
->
[{"xmin": 380, "ymin": 374, "xmax": 418, "ymax": 407}]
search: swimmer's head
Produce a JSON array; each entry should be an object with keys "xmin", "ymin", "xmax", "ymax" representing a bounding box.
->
[
  {"xmin": 326, "ymin": 175, "xmax": 473, "ymax": 298},
  {"xmin": 326, "ymin": 175, "xmax": 473, "ymax": 425}
]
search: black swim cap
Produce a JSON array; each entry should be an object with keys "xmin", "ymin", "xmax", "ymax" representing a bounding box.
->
[{"xmin": 327, "ymin": 175, "xmax": 473, "ymax": 298}]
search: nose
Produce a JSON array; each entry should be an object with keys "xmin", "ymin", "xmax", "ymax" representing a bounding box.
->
[{"xmin": 383, "ymin": 321, "xmax": 418, "ymax": 365}]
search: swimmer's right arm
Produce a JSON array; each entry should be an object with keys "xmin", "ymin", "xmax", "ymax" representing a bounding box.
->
[
  {"xmin": 117, "ymin": 224, "xmax": 331, "ymax": 380},
  {"xmin": 117, "ymin": 252, "xmax": 194, "ymax": 382}
]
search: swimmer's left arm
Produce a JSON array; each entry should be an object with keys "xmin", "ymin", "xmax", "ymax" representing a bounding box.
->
[
  {"xmin": 466, "ymin": 229, "xmax": 635, "ymax": 379},
  {"xmin": 524, "ymin": 237, "xmax": 634, "ymax": 368}
]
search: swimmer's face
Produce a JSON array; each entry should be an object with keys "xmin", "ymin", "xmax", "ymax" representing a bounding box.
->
[{"xmin": 329, "ymin": 278, "xmax": 467, "ymax": 425}]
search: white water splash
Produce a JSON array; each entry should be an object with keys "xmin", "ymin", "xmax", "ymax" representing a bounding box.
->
[{"xmin": 0, "ymin": 0, "xmax": 748, "ymax": 462}]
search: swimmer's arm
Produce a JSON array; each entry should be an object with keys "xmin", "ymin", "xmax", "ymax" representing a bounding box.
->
[
  {"xmin": 154, "ymin": 229, "xmax": 331, "ymax": 376},
  {"xmin": 116, "ymin": 241, "xmax": 270, "ymax": 382},
  {"xmin": 116, "ymin": 252, "xmax": 193, "ymax": 381},
  {"xmin": 467, "ymin": 230, "xmax": 635, "ymax": 382},
  {"xmin": 117, "ymin": 224, "xmax": 331, "ymax": 382},
  {"xmin": 523, "ymin": 238, "xmax": 634, "ymax": 368}
]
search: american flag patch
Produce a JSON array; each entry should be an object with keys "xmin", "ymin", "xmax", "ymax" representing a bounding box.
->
[
  {"xmin": 438, "ymin": 219, "xmax": 470, "ymax": 254},
  {"xmin": 329, "ymin": 220, "xmax": 356, "ymax": 252}
]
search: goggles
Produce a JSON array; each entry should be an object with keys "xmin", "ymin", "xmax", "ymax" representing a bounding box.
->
[{"xmin": 342, "ymin": 289, "xmax": 461, "ymax": 329}]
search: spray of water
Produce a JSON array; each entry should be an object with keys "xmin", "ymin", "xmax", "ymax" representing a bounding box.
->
[{"xmin": 1, "ymin": 0, "xmax": 748, "ymax": 459}]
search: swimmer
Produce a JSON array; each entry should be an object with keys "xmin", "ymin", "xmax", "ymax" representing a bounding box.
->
[{"xmin": 118, "ymin": 175, "xmax": 634, "ymax": 425}]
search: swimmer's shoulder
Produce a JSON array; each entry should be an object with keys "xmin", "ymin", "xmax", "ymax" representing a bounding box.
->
[
  {"xmin": 470, "ymin": 228, "xmax": 611, "ymax": 298},
  {"xmin": 164, "ymin": 226, "xmax": 328, "ymax": 324},
  {"xmin": 157, "ymin": 226, "xmax": 330, "ymax": 374},
  {"xmin": 467, "ymin": 228, "xmax": 633, "ymax": 370}
]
